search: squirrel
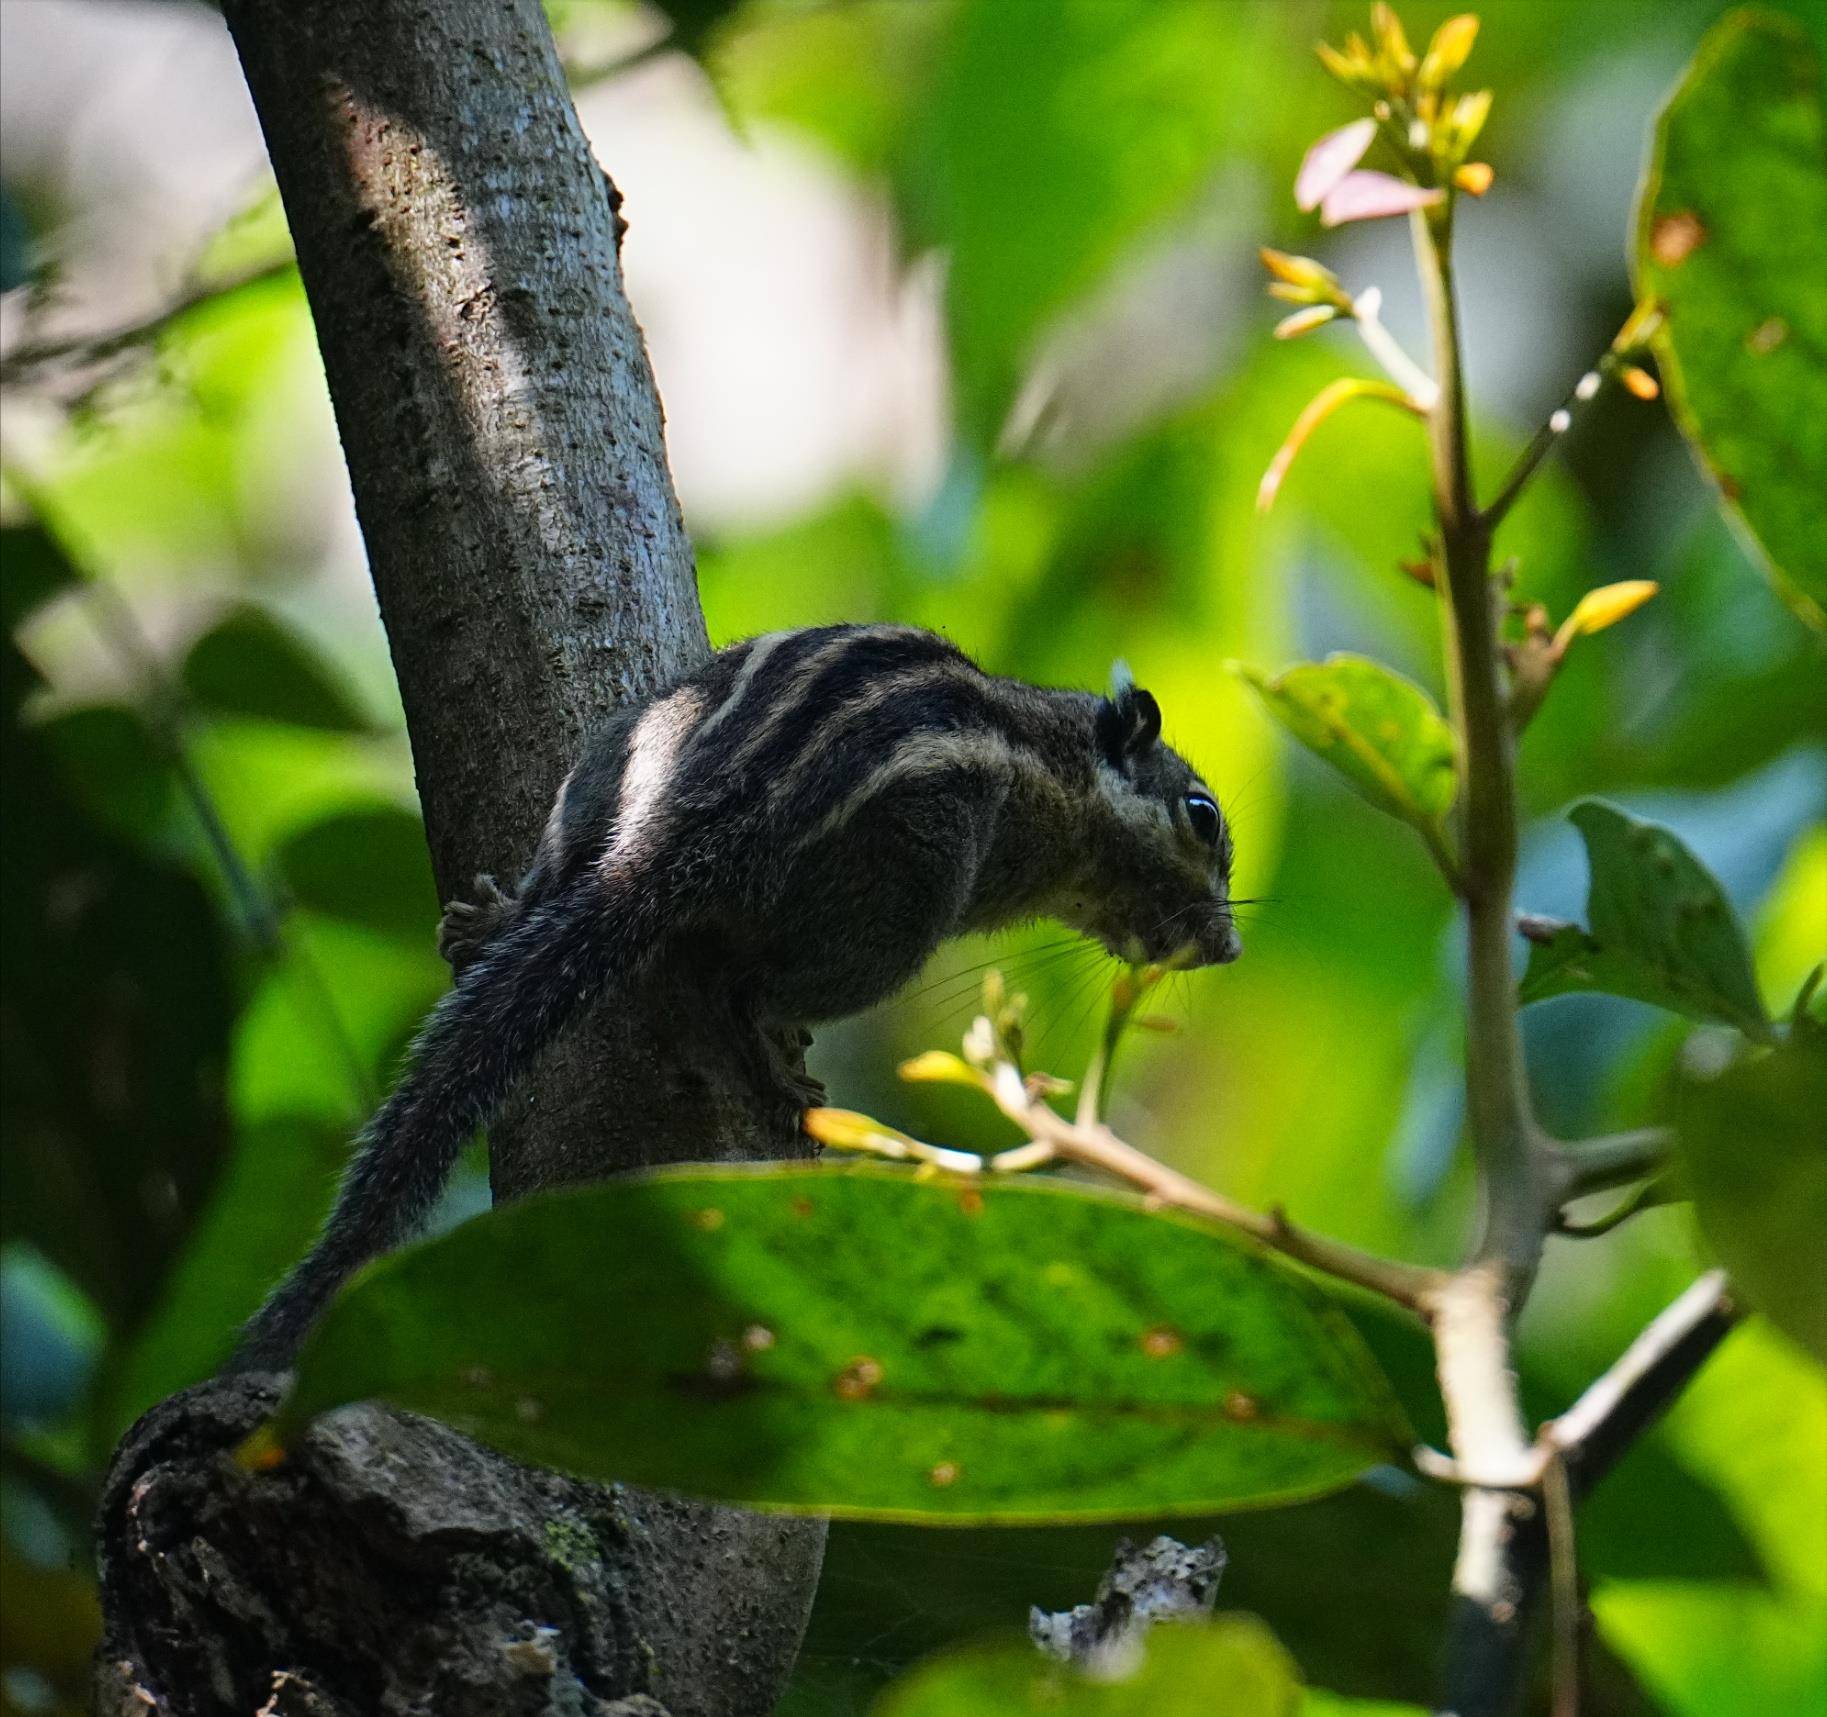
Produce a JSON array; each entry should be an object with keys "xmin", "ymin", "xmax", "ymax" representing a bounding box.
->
[{"xmin": 230, "ymin": 623, "xmax": 1240, "ymax": 1371}]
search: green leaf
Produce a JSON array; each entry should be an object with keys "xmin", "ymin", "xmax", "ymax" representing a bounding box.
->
[
  {"xmin": 181, "ymin": 606, "xmax": 370, "ymax": 732},
  {"xmin": 874, "ymin": 1617, "xmax": 1302, "ymax": 1715},
  {"xmin": 1519, "ymin": 800, "xmax": 1770, "ymax": 1039},
  {"xmin": 1234, "ymin": 656, "xmax": 1457, "ymax": 864},
  {"xmin": 1636, "ymin": 10, "xmax": 1827, "ymax": 628},
  {"xmin": 646, "ymin": 0, "xmax": 744, "ymax": 66},
  {"xmin": 276, "ymin": 804, "xmax": 440, "ymax": 938},
  {"xmin": 281, "ymin": 1163, "xmax": 1408, "ymax": 1523},
  {"xmin": 1677, "ymin": 1035, "xmax": 1827, "ymax": 1364}
]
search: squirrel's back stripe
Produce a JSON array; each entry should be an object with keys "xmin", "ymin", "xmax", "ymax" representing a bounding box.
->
[
  {"xmin": 764, "ymin": 659, "xmax": 986, "ymax": 813},
  {"xmin": 804, "ymin": 728, "xmax": 1033, "ymax": 843},
  {"xmin": 724, "ymin": 627, "xmax": 969, "ymax": 788},
  {"xmin": 693, "ymin": 628, "xmax": 793, "ymax": 751}
]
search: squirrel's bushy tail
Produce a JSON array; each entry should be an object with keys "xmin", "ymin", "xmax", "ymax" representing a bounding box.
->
[{"xmin": 228, "ymin": 870, "xmax": 620, "ymax": 1372}]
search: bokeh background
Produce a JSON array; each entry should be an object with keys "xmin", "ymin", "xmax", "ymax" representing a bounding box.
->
[{"xmin": 2, "ymin": 2, "xmax": 1823, "ymax": 1712}]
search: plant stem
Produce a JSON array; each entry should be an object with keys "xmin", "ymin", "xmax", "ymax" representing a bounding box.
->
[
  {"xmin": 1482, "ymin": 304, "xmax": 1662, "ymax": 531},
  {"xmin": 1412, "ymin": 198, "xmax": 1553, "ymax": 1717},
  {"xmin": 1413, "ymin": 204, "xmax": 1540, "ymax": 1271}
]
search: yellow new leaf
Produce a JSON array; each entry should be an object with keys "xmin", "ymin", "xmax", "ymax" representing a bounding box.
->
[
  {"xmin": 803, "ymin": 1107, "xmax": 910, "ymax": 1151},
  {"xmin": 1316, "ymin": 35, "xmax": 1378, "ymax": 92},
  {"xmin": 897, "ymin": 1051, "xmax": 982, "ymax": 1088},
  {"xmin": 1274, "ymin": 305, "xmax": 1339, "ymax": 340},
  {"xmin": 1259, "ymin": 247, "xmax": 1336, "ymax": 291},
  {"xmin": 1258, "ymin": 378, "xmax": 1426, "ymax": 513},
  {"xmin": 1558, "ymin": 581, "xmax": 1660, "ymax": 647},
  {"xmin": 1453, "ymin": 89, "xmax": 1494, "ymax": 151}
]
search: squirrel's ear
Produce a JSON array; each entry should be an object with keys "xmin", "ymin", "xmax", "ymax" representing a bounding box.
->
[{"xmin": 1096, "ymin": 685, "xmax": 1162, "ymax": 767}]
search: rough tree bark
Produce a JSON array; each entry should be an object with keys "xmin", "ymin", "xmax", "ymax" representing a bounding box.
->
[{"xmin": 92, "ymin": 4, "xmax": 826, "ymax": 1713}]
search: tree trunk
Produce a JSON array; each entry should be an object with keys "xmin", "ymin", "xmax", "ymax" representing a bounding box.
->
[{"xmin": 92, "ymin": 3, "xmax": 826, "ymax": 1712}]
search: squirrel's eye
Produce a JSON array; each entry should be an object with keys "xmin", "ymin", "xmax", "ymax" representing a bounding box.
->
[{"xmin": 1184, "ymin": 793, "xmax": 1222, "ymax": 847}]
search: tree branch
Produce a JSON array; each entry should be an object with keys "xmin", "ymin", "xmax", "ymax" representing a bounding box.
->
[
  {"xmin": 1543, "ymin": 1271, "xmax": 1738, "ymax": 1486},
  {"xmin": 1433, "ymin": 1274, "xmax": 1738, "ymax": 1716},
  {"xmin": 0, "ymin": 259, "xmax": 296, "ymax": 391},
  {"xmin": 1412, "ymin": 192, "xmax": 1722, "ymax": 1717},
  {"xmin": 93, "ymin": 3, "xmax": 825, "ymax": 1712}
]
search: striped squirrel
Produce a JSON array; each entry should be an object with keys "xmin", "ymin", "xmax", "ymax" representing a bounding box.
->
[{"xmin": 232, "ymin": 623, "xmax": 1239, "ymax": 1370}]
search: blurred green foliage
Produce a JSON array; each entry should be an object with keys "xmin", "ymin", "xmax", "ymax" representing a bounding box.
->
[{"xmin": 2, "ymin": 2, "xmax": 1823, "ymax": 1713}]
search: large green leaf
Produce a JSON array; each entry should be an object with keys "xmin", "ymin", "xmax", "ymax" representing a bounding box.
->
[
  {"xmin": 1519, "ymin": 800, "xmax": 1770, "ymax": 1040},
  {"xmin": 789, "ymin": 1475, "xmax": 1460, "ymax": 1714},
  {"xmin": 873, "ymin": 1617, "xmax": 1301, "ymax": 1716},
  {"xmin": 1677, "ymin": 1035, "xmax": 1827, "ymax": 1364},
  {"xmin": 1636, "ymin": 9, "xmax": 1827, "ymax": 628},
  {"xmin": 1234, "ymin": 656, "xmax": 1457, "ymax": 865},
  {"xmin": 279, "ymin": 1163, "xmax": 1407, "ymax": 1523}
]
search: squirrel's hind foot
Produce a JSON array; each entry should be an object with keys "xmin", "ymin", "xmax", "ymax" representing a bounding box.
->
[{"xmin": 437, "ymin": 873, "xmax": 520, "ymax": 972}]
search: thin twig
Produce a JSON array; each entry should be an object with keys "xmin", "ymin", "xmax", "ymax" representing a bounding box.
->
[
  {"xmin": 980, "ymin": 1058, "xmax": 1439, "ymax": 1310},
  {"xmin": 1481, "ymin": 362, "xmax": 1612, "ymax": 532},
  {"xmin": 1480, "ymin": 305, "xmax": 1662, "ymax": 532},
  {"xmin": 1550, "ymin": 1128, "xmax": 1673, "ymax": 1203},
  {"xmin": 1544, "ymin": 1451, "xmax": 1580, "ymax": 1717},
  {"xmin": 0, "ymin": 259, "xmax": 297, "ymax": 388},
  {"xmin": 1415, "ymin": 1271, "xmax": 1738, "ymax": 1495}
]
